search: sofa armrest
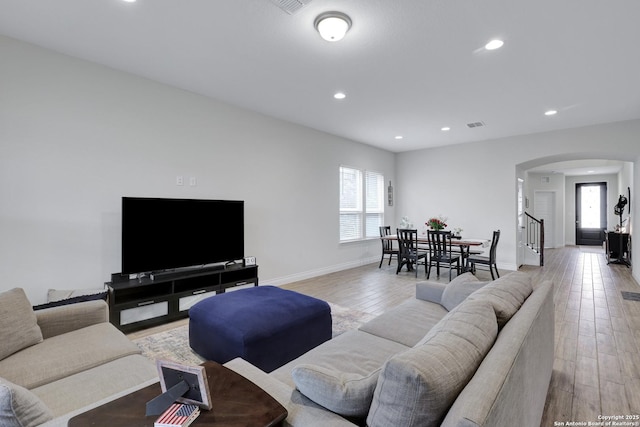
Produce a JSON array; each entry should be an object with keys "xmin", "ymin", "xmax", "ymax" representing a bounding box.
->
[
  {"xmin": 415, "ymin": 281, "xmax": 446, "ymax": 304},
  {"xmin": 224, "ymin": 358, "xmax": 357, "ymax": 426},
  {"xmin": 36, "ymin": 300, "xmax": 109, "ymax": 339}
]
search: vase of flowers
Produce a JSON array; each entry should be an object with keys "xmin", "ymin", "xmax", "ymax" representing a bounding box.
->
[{"xmin": 426, "ymin": 216, "xmax": 448, "ymax": 231}]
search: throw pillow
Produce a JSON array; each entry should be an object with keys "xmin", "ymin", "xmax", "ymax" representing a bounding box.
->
[
  {"xmin": 467, "ymin": 272, "xmax": 533, "ymax": 328},
  {"xmin": 367, "ymin": 299, "xmax": 498, "ymax": 427},
  {"xmin": 440, "ymin": 272, "xmax": 488, "ymax": 311},
  {"xmin": 0, "ymin": 377, "xmax": 53, "ymax": 427},
  {"xmin": 292, "ymin": 364, "xmax": 380, "ymax": 417},
  {"xmin": 0, "ymin": 288, "xmax": 43, "ymax": 361}
]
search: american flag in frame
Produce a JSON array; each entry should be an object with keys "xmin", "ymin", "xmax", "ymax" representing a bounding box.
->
[{"xmin": 155, "ymin": 403, "xmax": 199, "ymax": 427}]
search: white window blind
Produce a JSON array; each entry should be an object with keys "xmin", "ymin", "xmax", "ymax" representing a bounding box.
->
[
  {"xmin": 365, "ymin": 171, "xmax": 384, "ymax": 238},
  {"xmin": 339, "ymin": 166, "xmax": 384, "ymax": 241}
]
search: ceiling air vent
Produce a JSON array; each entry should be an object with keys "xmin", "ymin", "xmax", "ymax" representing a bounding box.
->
[
  {"xmin": 269, "ymin": 0, "xmax": 313, "ymax": 15},
  {"xmin": 466, "ymin": 121, "xmax": 486, "ymax": 128}
]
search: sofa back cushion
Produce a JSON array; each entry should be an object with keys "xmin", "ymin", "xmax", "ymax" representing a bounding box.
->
[
  {"xmin": 366, "ymin": 299, "xmax": 498, "ymax": 427},
  {"xmin": 467, "ymin": 272, "xmax": 533, "ymax": 328},
  {"xmin": 0, "ymin": 377, "xmax": 53, "ymax": 427},
  {"xmin": 0, "ymin": 288, "xmax": 43, "ymax": 361},
  {"xmin": 291, "ymin": 364, "xmax": 380, "ymax": 417},
  {"xmin": 440, "ymin": 272, "xmax": 488, "ymax": 311}
]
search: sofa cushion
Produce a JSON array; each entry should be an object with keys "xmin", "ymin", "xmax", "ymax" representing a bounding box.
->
[
  {"xmin": 271, "ymin": 329, "xmax": 408, "ymax": 389},
  {"xmin": 0, "ymin": 376, "xmax": 53, "ymax": 427},
  {"xmin": 366, "ymin": 299, "xmax": 498, "ymax": 427},
  {"xmin": 0, "ymin": 322, "xmax": 141, "ymax": 389},
  {"xmin": 0, "ymin": 288, "xmax": 43, "ymax": 361},
  {"xmin": 31, "ymin": 355, "xmax": 158, "ymax": 417},
  {"xmin": 291, "ymin": 364, "xmax": 380, "ymax": 417},
  {"xmin": 415, "ymin": 292, "xmax": 500, "ymax": 348},
  {"xmin": 440, "ymin": 273, "xmax": 488, "ymax": 311},
  {"xmin": 468, "ymin": 272, "xmax": 533, "ymax": 327},
  {"xmin": 358, "ymin": 298, "xmax": 447, "ymax": 347}
]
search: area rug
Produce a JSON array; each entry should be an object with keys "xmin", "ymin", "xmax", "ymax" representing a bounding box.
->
[{"xmin": 131, "ymin": 302, "xmax": 376, "ymax": 366}]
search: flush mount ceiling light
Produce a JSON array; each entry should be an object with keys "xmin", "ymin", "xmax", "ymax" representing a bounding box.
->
[
  {"xmin": 333, "ymin": 92, "xmax": 346, "ymax": 100},
  {"xmin": 544, "ymin": 110, "xmax": 558, "ymax": 116},
  {"xmin": 485, "ymin": 39, "xmax": 504, "ymax": 50},
  {"xmin": 315, "ymin": 12, "xmax": 352, "ymax": 42}
]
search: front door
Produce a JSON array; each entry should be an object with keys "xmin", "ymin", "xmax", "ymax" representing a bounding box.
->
[{"xmin": 575, "ymin": 182, "xmax": 607, "ymax": 245}]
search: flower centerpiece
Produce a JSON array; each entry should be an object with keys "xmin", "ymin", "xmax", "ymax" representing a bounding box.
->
[{"xmin": 426, "ymin": 216, "xmax": 448, "ymax": 230}]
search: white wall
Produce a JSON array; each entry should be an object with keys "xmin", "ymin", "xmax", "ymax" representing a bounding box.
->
[
  {"xmin": 526, "ymin": 172, "xmax": 565, "ymax": 248},
  {"xmin": 0, "ymin": 36, "xmax": 396, "ymax": 304},
  {"xmin": 396, "ymin": 120, "xmax": 640, "ymax": 282}
]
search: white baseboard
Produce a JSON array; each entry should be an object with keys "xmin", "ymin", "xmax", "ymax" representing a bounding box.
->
[{"xmin": 264, "ymin": 257, "xmax": 380, "ymax": 287}]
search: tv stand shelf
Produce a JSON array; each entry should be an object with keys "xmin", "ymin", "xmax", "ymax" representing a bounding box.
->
[{"xmin": 106, "ymin": 264, "xmax": 258, "ymax": 333}]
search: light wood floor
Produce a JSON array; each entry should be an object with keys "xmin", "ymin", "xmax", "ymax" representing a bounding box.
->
[{"xmin": 280, "ymin": 246, "xmax": 640, "ymax": 426}]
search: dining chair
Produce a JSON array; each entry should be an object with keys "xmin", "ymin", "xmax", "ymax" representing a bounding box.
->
[
  {"xmin": 395, "ymin": 228, "xmax": 427, "ymax": 277},
  {"xmin": 426, "ymin": 230, "xmax": 461, "ymax": 281},
  {"xmin": 378, "ymin": 226, "xmax": 398, "ymax": 268},
  {"xmin": 468, "ymin": 230, "xmax": 501, "ymax": 279}
]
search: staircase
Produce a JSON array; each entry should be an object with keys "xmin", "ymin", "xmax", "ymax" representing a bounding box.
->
[{"xmin": 524, "ymin": 212, "xmax": 545, "ymax": 266}]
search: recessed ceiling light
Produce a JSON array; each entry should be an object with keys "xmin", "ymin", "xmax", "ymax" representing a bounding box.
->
[
  {"xmin": 544, "ymin": 110, "xmax": 558, "ymax": 116},
  {"xmin": 333, "ymin": 92, "xmax": 346, "ymax": 100},
  {"xmin": 395, "ymin": 135, "xmax": 404, "ymax": 140},
  {"xmin": 441, "ymin": 127, "xmax": 451, "ymax": 131},
  {"xmin": 485, "ymin": 39, "xmax": 504, "ymax": 50}
]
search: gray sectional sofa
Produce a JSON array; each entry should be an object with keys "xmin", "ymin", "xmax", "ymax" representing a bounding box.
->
[
  {"xmin": 225, "ymin": 272, "xmax": 555, "ymax": 426},
  {"xmin": 0, "ymin": 288, "xmax": 158, "ymax": 427}
]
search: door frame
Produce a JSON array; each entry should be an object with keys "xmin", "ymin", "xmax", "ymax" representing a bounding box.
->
[{"xmin": 575, "ymin": 182, "xmax": 607, "ymax": 245}]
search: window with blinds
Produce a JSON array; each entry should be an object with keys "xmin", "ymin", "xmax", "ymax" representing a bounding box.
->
[{"xmin": 340, "ymin": 166, "xmax": 384, "ymax": 242}]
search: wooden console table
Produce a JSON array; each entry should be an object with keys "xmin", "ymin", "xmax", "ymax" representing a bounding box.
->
[{"xmin": 68, "ymin": 361, "xmax": 287, "ymax": 427}]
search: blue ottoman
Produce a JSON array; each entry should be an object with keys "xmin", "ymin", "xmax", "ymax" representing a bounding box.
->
[{"xmin": 189, "ymin": 286, "xmax": 332, "ymax": 372}]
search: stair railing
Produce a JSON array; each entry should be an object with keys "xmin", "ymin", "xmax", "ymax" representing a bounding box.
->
[{"xmin": 525, "ymin": 212, "xmax": 545, "ymax": 266}]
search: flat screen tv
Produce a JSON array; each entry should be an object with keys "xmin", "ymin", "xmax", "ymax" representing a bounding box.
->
[{"xmin": 121, "ymin": 197, "xmax": 244, "ymax": 274}]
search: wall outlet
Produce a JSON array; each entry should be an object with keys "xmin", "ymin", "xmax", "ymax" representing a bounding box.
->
[{"xmin": 176, "ymin": 176, "xmax": 184, "ymax": 186}]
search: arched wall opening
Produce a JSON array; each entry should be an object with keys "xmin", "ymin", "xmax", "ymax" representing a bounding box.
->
[{"xmin": 516, "ymin": 152, "xmax": 635, "ymax": 277}]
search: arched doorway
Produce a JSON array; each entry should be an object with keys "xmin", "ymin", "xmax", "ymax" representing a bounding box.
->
[{"xmin": 516, "ymin": 155, "xmax": 634, "ymax": 267}]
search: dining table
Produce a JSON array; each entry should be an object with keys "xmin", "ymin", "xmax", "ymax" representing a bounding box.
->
[{"xmin": 383, "ymin": 234, "xmax": 490, "ymax": 274}]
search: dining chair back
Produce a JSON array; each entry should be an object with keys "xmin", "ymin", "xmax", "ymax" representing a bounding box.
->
[
  {"xmin": 378, "ymin": 226, "xmax": 397, "ymax": 268},
  {"xmin": 396, "ymin": 228, "xmax": 427, "ymax": 277},
  {"xmin": 427, "ymin": 230, "xmax": 462, "ymax": 281},
  {"xmin": 469, "ymin": 230, "xmax": 501, "ymax": 279}
]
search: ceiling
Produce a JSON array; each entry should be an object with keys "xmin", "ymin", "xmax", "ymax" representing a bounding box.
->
[{"xmin": 1, "ymin": 0, "xmax": 639, "ymax": 153}]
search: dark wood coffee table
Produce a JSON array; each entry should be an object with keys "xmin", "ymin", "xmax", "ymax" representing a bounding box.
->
[{"xmin": 68, "ymin": 361, "xmax": 287, "ymax": 427}]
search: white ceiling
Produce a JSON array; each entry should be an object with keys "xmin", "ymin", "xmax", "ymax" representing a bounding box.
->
[{"xmin": 1, "ymin": 0, "xmax": 639, "ymax": 153}]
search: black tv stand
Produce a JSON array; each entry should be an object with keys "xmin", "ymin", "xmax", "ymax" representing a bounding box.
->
[{"xmin": 106, "ymin": 263, "xmax": 258, "ymax": 333}]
